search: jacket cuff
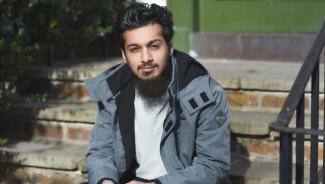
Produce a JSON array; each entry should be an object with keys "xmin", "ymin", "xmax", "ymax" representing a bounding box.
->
[
  {"xmin": 151, "ymin": 179, "xmax": 162, "ymax": 184},
  {"xmin": 98, "ymin": 178, "xmax": 117, "ymax": 184}
]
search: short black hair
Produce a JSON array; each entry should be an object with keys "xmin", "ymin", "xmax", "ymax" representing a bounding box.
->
[{"xmin": 115, "ymin": 2, "xmax": 174, "ymax": 49}]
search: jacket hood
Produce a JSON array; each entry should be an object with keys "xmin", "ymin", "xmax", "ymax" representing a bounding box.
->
[{"xmin": 85, "ymin": 50, "xmax": 208, "ymax": 102}]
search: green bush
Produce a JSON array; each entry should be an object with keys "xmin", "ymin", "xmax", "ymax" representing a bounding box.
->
[
  {"xmin": 24, "ymin": 0, "xmax": 129, "ymax": 59},
  {"xmin": 0, "ymin": 138, "xmax": 7, "ymax": 146},
  {"xmin": 0, "ymin": 0, "xmax": 129, "ymax": 107},
  {"xmin": 0, "ymin": 1, "xmax": 36, "ymax": 108}
]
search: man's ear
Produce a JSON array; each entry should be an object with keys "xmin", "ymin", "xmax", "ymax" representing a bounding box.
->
[
  {"xmin": 121, "ymin": 50, "xmax": 127, "ymax": 63},
  {"xmin": 169, "ymin": 42, "xmax": 174, "ymax": 56}
]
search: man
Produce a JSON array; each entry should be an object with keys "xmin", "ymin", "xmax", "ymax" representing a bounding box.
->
[{"xmin": 85, "ymin": 3, "xmax": 230, "ymax": 184}]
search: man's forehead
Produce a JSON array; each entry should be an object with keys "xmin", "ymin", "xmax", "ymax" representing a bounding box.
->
[{"xmin": 123, "ymin": 23, "xmax": 165, "ymax": 46}]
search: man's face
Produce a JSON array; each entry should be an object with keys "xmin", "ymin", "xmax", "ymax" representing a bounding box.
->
[{"xmin": 121, "ymin": 23, "xmax": 172, "ymax": 81}]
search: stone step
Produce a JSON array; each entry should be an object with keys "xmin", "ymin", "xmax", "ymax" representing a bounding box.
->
[
  {"xmin": 230, "ymin": 156, "xmax": 279, "ymax": 184},
  {"xmin": 229, "ymin": 155, "xmax": 321, "ymax": 184},
  {"xmin": 2, "ymin": 100, "xmax": 323, "ymax": 136},
  {"xmin": 0, "ymin": 140, "xmax": 281, "ymax": 184},
  {"xmin": 1, "ymin": 101, "xmax": 324, "ymax": 160},
  {"xmin": 0, "ymin": 101, "xmax": 97, "ymax": 123},
  {"xmin": 0, "ymin": 140, "xmax": 87, "ymax": 171},
  {"xmin": 18, "ymin": 59, "xmax": 324, "ymax": 118},
  {"xmin": 18, "ymin": 59, "xmax": 121, "ymax": 101},
  {"xmin": 0, "ymin": 140, "xmax": 320, "ymax": 184},
  {"xmin": 1, "ymin": 101, "xmax": 274, "ymax": 135},
  {"xmin": 0, "ymin": 166, "xmax": 87, "ymax": 184},
  {"xmin": 231, "ymin": 110, "xmax": 275, "ymax": 136},
  {"xmin": 23, "ymin": 58, "xmax": 324, "ymax": 92},
  {"xmin": 0, "ymin": 102, "xmax": 95, "ymax": 144},
  {"xmin": 0, "ymin": 118, "xmax": 93, "ymax": 145},
  {"xmin": 0, "ymin": 140, "xmax": 87, "ymax": 184}
]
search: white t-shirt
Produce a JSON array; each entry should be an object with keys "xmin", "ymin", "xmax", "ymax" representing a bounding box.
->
[{"xmin": 134, "ymin": 89, "xmax": 168, "ymax": 179}]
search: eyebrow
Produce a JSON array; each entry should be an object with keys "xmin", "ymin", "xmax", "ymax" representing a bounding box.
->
[
  {"xmin": 126, "ymin": 39, "xmax": 163, "ymax": 49},
  {"xmin": 147, "ymin": 39, "xmax": 162, "ymax": 46}
]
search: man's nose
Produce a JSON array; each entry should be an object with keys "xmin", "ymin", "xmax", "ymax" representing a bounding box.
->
[{"xmin": 141, "ymin": 48, "xmax": 153, "ymax": 63}]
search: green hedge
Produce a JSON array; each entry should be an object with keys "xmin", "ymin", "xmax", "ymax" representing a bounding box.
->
[{"xmin": 0, "ymin": 0, "xmax": 129, "ymax": 107}]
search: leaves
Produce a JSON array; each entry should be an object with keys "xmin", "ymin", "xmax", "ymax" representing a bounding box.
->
[
  {"xmin": 0, "ymin": 0, "xmax": 129, "ymax": 108},
  {"xmin": 0, "ymin": 138, "xmax": 7, "ymax": 146}
]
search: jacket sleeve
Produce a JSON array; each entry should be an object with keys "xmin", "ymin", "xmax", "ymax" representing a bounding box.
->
[
  {"xmin": 86, "ymin": 105, "xmax": 119, "ymax": 184},
  {"xmin": 157, "ymin": 85, "xmax": 231, "ymax": 184}
]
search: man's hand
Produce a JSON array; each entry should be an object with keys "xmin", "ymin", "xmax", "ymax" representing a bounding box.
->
[
  {"xmin": 126, "ymin": 180, "xmax": 155, "ymax": 184},
  {"xmin": 102, "ymin": 179, "xmax": 155, "ymax": 184},
  {"xmin": 102, "ymin": 180, "xmax": 114, "ymax": 184}
]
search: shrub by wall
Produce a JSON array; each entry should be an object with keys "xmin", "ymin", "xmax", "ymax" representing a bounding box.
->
[{"xmin": 0, "ymin": 0, "xmax": 129, "ymax": 107}]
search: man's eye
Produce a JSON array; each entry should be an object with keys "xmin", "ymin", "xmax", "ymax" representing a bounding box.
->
[
  {"xmin": 150, "ymin": 44, "xmax": 160, "ymax": 49},
  {"xmin": 130, "ymin": 47, "xmax": 140, "ymax": 53}
]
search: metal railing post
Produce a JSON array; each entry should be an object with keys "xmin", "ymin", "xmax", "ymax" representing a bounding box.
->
[
  {"xmin": 280, "ymin": 133, "xmax": 293, "ymax": 184},
  {"xmin": 323, "ymin": 53, "xmax": 325, "ymax": 184},
  {"xmin": 310, "ymin": 61, "xmax": 319, "ymax": 184},
  {"xmin": 296, "ymin": 96, "xmax": 305, "ymax": 184}
]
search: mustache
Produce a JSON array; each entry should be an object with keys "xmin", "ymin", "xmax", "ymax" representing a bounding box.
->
[{"xmin": 138, "ymin": 63, "xmax": 158, "ymax": 70}]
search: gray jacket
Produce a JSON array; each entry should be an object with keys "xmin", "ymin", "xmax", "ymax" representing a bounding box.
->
[{"xmin": 85, "ymin": 51, "xmax": 231, "ymax": 184}]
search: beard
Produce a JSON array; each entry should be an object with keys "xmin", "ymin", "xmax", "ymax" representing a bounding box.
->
[{"xmin": 134, "ymin": 61, "xmax": 171, "ymax": 100}]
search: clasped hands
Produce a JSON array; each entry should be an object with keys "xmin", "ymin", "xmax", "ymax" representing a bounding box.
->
[{"xmin": 102, "ymin": 180, "xmax": 154, "ymax": 184}]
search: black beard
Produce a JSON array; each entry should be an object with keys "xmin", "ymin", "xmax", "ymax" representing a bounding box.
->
[{"xmin": 134, "ymin": 62, "xmax": 171, "ymax": 99}]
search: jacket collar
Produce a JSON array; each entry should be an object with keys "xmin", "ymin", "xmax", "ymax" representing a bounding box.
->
[{"xmin": 106, "ymin": 50, "xmax": 208, "ymax": 101}]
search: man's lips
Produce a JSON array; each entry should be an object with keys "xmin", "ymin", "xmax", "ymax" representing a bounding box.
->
[
  {"xmin": 141, "ymin": 67, "xmax": 155, "ymax": 73},
  {"xmin": 138, "ymin": 64, "xmax": 158, "ymax": 73}
]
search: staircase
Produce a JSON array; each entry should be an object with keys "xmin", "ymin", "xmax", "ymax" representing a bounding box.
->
[{"xmin": 0, "ymin": 57, "xmax": 323, "ymax": 184}]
